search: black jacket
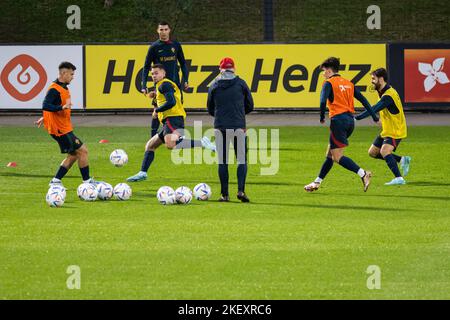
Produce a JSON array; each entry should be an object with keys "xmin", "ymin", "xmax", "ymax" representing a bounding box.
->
[{"xmin": 207, "ymin": 72, "xmax": 254, "ymax": 129}]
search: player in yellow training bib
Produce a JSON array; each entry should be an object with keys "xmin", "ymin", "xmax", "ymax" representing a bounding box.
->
[
  {"xmin": 355, "ymin": 68, "xmax": 411, "ymax": 186},
  {"xmin": 127, "ymin": 64, "xmax": 216, "ymax": 182}
]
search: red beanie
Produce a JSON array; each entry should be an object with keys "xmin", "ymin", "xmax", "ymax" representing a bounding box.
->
[{"xmin": 219, "ymin": 57, "xmax": 235, "ymax": 69}]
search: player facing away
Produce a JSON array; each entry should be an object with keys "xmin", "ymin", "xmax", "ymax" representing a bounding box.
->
[
  {"xmin": 207, "ymin": 57, "xmax": 254, "ymax": 202},
  {"xmin": 304, "ymin": 57, "xmax": 379, "ymax": 192},
  {"xmin": 127, "ymin": 64, "xmax": 215, "ymax": 182},
  {"xmin": 141, "ymin": 21, "xmax": 190, "ymax": 138},
  {"xmin": 355, "ymin": 68, "xmax": 410, "ymax": 185},
  {"xmin": 39, "ymin": 62, "xmax": 95, "ymax": 186}
]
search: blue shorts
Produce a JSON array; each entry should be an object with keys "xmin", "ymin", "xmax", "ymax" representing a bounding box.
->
[
  {"xmin": 329, "ymin": 113, "xmax": 355, "ymax": 149},
  {"xmin": 158, "ymin": 116, "xmax": 185, "ymax": 141},
  {"xmin": 373, "ymin": 135, "xmax": 402, "ymax": 151}
]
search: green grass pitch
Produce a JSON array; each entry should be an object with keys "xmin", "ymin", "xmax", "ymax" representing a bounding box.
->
[{"xmin": 0, "ymin": 125, "xmax": 449, "ymax": 299}]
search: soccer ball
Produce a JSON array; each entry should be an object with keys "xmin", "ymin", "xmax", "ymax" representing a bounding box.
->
[
  {"xmin": 96, "ymin": 181, "xmax": 113, "ymax": 200},
  {"xmin": 46, "ymin": 186, "xmax": 65, "ymax": 207},
  {"xmin": 77, "ymin": 183, "xmax": 98, "ymax": 201},
  {"xmin": 48, "ymin": 184, "xmax": 67, "ymax": 199},
  {"xmin": 110, "ymin": 149, "xmax": 128, "ymax": 167},
  {"xmin": 113, "ymin": 183, "xmax": 132, "ymax": 201},
  {"xmin": 157, "ymin": 186, "xmax": 176, "ymax": 205},
  {"xmin": 193, "ymin": 183, "xmax": 212, "ymax": 201},
  {"xmin": 175, "ymin": 186, "xmax": 193, "ymax": 205}
]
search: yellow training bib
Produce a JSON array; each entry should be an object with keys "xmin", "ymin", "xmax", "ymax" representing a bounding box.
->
[
  {"xmin": 380, "ymin": 87, "xmax": 407, "ymax": 139},
  {"xmin": 155, "ymin": 78, "xmax": 186, "ymax": 123}
]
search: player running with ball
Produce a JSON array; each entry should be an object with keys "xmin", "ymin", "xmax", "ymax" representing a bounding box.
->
[
  {"xmin": 36, "ymin": 62, "xmax": 95, "ymax": 187},
  {"xmin": 127, "ymin": 64, "xmax": 215, "ymax": 182},
  {"xmin": 304, "ymin": 57, "xmax": 379, "ymax": 192}
]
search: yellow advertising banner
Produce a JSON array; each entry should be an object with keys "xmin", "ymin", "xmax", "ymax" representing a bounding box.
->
[{"xmin": 85, "ymin": 44, "xmax": 386, "ymax": 109}]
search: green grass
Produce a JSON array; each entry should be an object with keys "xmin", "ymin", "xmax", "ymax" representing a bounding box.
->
[
  {"xmin": 1, "ymin": 0, "xmax": 448, "ymax": 43},
  {"xmin": 274, "ymin": 0, "xmax": 450, "ymax": 42},
  {"xmin": 0, "ymin": 125, "xmax": 449, "ymax": 299}
]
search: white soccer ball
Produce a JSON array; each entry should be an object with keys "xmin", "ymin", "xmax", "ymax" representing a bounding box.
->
[
  {"xmin": 46, "ymin": 186, "xmax": 65, "ymax": 207},
  {"xmin": 48, "ymin": 184, "xmax": 67, "ymax": 199},
  {"xmin": 157, "ymin": 186, "xmax": 176, "ymax": 205},
  {"xmin": 193, "ymin": 183, "xmax": 212, "ymax": 201},
  {"xmin": 96, "ymin": 181, "xmax": 113, "ymax": 200},
  {"xmin": 77, "ymin": 183, "xmax": 98, "ymax": 201},
  {"xmin": 113, "ymin": 183, "xmax": 132, "ymax": 201},
  {"xmin": 175, "ymin": 186, "xmax": 193, "ymax": 205},
  {"xmin": 110, "ymin": 149, "xmax": 128, "ymax": 167}
]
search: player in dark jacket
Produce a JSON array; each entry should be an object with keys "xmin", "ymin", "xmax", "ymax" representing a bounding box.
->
[
  {"xmin": 207, "ymin": 57, "xmax": 254, "ymax": 202},
  {"xmin": 141, "ymin": 21, "xmax": 190, "ymax": 138}
]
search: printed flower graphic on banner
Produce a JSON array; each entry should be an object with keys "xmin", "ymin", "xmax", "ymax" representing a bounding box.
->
[{"xmin": 418, "ymin": 58, "xmax": 450, "ymax": 92}]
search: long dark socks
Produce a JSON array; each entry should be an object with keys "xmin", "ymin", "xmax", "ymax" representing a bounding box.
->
[
  {"xmin": 318, "ymin": 157, "xmax": 334, "ymax": 179},
  {"xmin": 384, "ymin": 154, "xmax": 402, "ymax": 177},
  {"xmin": 219, "ymin": 164, "xmax": 229, "ymax": 196},
  {"xmin": 140, "ymin": 151, "xmax": 155, "ymax": 172},
  {"xmin": 55, "ymin": 166, "xmax": 68, "ymax": 180}
]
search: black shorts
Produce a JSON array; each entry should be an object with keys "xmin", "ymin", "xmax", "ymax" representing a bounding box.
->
[
  {"xmin": 158, "ymin": 116, "xmax": 185, "ymax": 141},
  {"xmin": 329, "ymin": 113, "xmax": 355, "ymax": 149},
  {"xmin": 51, "ymin": 131, "xmax": 83, "ymax": 154},
  {"xmin": 373, "ymin": 135, "xmax": 402, "ymax": 151}
]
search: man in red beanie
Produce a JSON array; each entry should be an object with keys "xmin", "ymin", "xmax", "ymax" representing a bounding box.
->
[
  {"xmin": 207, "ymin": 57, "xmax": 254, "ymax": 202},
  {"xmin": 219, "ymin": 57, "xmax": 235, "ymax": 69}
]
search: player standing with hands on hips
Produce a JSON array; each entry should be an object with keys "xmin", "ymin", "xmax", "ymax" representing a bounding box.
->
[
  {"xmin": 141, "ymin": 21, "xmax": 190, "ymax": 138},
  {"xmin": 207, "ymin": 57, "xmax": 254, "ymax": 202}
]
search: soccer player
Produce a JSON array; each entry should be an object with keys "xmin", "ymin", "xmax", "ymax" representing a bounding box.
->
[
  {"xmin": 141, "ymin": 21, "xmax": 190, "ymax": 138},
  {"xmin": 38, "ymin": 62, "xmax": 94, "ymax": 186},
  {"xmin": 127, "ymin": 64, "xmax": 215, "ymax": 182},
  {"xmin": 304, "ymin": 57, "xmax": 379, "ymax": 192},
  {"xmin": 355, "ymin": 68, "xmax": 410, "ymax": 185}
]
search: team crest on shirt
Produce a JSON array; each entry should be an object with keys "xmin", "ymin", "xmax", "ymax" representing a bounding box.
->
[
  {"xmin": 171, "ymin": 47, "xmax": 176, "ymax": 53},
  {"xmin": 75, "ymin": 139, "xmax": 80, "ymax": 144}
]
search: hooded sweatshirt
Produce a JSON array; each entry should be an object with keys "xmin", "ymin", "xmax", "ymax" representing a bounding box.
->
[{"xmin": 207, "ymin": 70, "xmax": 254, "ymax": 129}]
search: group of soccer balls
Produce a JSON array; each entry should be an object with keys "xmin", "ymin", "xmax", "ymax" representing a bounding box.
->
[
  {"xmin": 157, "ymin": 183, "xmax": 212, "ymax": 205},
  {"xmin": 45, "ymin": 149, "xmax": 211, "ymax": 207},
  {"xmin": 46, "ymin": 182, "xmax": 132, "ymax": 207}
]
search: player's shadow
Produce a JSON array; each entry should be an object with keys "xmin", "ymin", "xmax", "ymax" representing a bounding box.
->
[
  {"xmin": 149, "ymin": 178, "xmax": 217, "ymax": 185},
  {"xmin": 133, "ymin": 191, "xmax": 156, "ymax": 198},
  {"xmin": 363, "ymin": 193, "xmax": 450, "ymax": 202},
  {"xmin": 0, "ymin": 172, "xmax": 78, "ymax": 179},
  {"xmin": 407, "ymin": 181, "xmax": 450, "ymax": 187},
  {"xmin": 51, "ymin": 204, "xmax": 76, "ymax": 208},
  {"xmin": 253, "ymin": 201, "xmax": 418, "ymax": 212},
  {"xmin": 245, "ymin": 181, "xmax": 304, "ymax": 186}
]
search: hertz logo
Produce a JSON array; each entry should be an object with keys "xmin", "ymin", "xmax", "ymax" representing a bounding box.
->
[{"xmin": 102, "ymin": 59, "xmax": 372, "ymax": 94}]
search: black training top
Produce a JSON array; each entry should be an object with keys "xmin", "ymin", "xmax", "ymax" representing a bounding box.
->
[{"xmin": 142, "ymin": 39, "xmax": 188, "ymax": 90}]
